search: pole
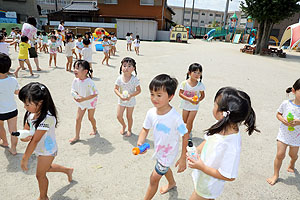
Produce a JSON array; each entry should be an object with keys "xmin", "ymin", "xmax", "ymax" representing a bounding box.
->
[
  {"xmin": 223, "ymin": 0, "xmax": 230, "ymax": 29},
  {"xmin": 55, "ymin": 0, "xmax": 58, "ymax": 11},
  {"xmin": 190, "ymin": 0, "xmax": 195, "ymax": 37},
  {"xmin": 161, "ymin": 0, "xmax": 165, "ymax": 30},
  {"xmin": 182, "ymin": 0, "xmax": 186, "ymax": 25}
]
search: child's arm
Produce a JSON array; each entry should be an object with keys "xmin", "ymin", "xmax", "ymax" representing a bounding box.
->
[
  {"xmin": 196, "ymin": 140, "xmax": 206, "ymax": 154},
  {"xmin": 114, "ymin": 85, "xmax": 127, "ymax": 101},
  {"xmin": 14, "ymin": 89, "xmax": 19, "ymax": 95},
  {"xmin": 21, "ymin": 130, "xmax": 47, "ymax": 171},
  {"xmin": 75, "ymin": 94, "xmax": 97, "ymax": 103},
  {"xmin": 197, "ymin": 91, "xmax": 205, "ymax": 103},
  {"xmin": 128, "ymin": 85, "xmax": 141, "ymax": 99},
  {"xmin": 277, "ymin": 112, "xmax": 292, "ymax": 127},
  {"xmin": 175, "ymin": 132, "xmax": 189, "ymax": 173},
  {"xmin": 179, "ymin": 89, "xmax": 194, "ymax": 103},
  {"xmin": 137, "ymin": 128, "xmax": 149, "ymax": 146}
]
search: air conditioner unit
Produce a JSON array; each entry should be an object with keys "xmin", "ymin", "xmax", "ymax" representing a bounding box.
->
[{"xmin": 92, "ymin": 1, "xmax": 97, "ymax": 7}]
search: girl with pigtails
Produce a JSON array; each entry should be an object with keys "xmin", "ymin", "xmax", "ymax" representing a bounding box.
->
[{"xmin": 187, "ymin": 87, "xmax": 260, "ymax": 200}]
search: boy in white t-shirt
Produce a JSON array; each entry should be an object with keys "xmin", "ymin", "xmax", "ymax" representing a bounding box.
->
[
  {"xmin": 76, "ymin": 34, "xmax": 84, "ymax": 60},
  {"xmin": 0, "ymin": 53, "xmax": 19, "ymax": 155},
  {"xmin": 0, "ymin": 35, "xmax": 17, "ymax": 56},
  {"xmin": 137, "ymin": 74, "xmax": 189, "ymax": 200},
  {"xmin": 81, "ymin": 39, "xmax": 93, "ymax": 77}
]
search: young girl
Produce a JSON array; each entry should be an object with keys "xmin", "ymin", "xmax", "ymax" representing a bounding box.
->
[
  {"xmin": 267, "ymin": 78, "xmax": 300, "ymax": 185},
  {"xmin": 19, "ymin": 82, "xmax": 73, "ymax": 200},
  {"xmin": 65, "ymin": 35, "xmax": 74, "ymax": 72},
  {"xmin": 56, "ymin": 30, "xmax": 63, "ymax": 53},
  {"xmin": 76, "ymin": 34, "xmax": 84, "ymax": 60},
  {"xmin": 133, "ymin": 35, "xmax": 140, "ymax": 55},
  {"xmin": 37, "ymin": 31, "xmax": 42, "ymax": 52},
  {"xmin": 179, "ymin": 63, "xmax": 205, "ymax": 139},
  {"xmin": 188, "ymin": 87, "xmax": 259, "ymax": 200},
  {"xmin": 101, "ymin": 36, "xmax": 110, "ymax": 66},
  {"xmin": 125, "ymin": 32, "xmax": 132, "ymax": 51},
  {"xmin": 114, "ymin": 57, "xmax": 141, "ymax": 136},
  {"xmin": 48, "ymin": 36, "xmax": 59, "ymax": 68},
  {"xmin": 110, "ymin": 32, "xmax": 117, "ymax": 56},
  {"xmin": 0, "ymin": 53, "xmax": 19, "ymax": 155},
  {"xmin": 41, "ymin": 32, "xmax": 48, "ymax": 53},
  {"xmin": 69, "ymin": 60, "xmax": 98, "ymax": 144}
]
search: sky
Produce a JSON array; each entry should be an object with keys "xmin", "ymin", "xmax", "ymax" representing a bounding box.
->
[{"xmin": 168, "ymin": 0, "xmax": 242, "ymax": 12}]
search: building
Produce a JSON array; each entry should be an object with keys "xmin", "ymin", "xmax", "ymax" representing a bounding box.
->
[
  {"xmin": 0, "ymin": 0, "xmax": 39, "ymax": 23},
  {"xmin": 36, "ymin": 0, "xmax": 72, "ymax": 15}
]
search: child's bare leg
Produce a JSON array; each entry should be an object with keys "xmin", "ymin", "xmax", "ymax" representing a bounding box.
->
[
  {"xmin": 117, "ymin": 105, "xmax": 126, "ymax": 135},
  {"xmin": 36, "ymin": 156, "xmax": 55, "ymax": 200},
  {"xmin": 189, "ymin": 191, "xmax": 210, "ymax": 200},
  {"xmin": 54, "ymin": 54, "xmax": 57, "ymax": 67},
  {"xmin": 0, "ymin": 120, "xmax": 9, "ymax": 147},
  {"xmin": 7, "ymin": 116, "xmax": 18, "ymax": 155},
  {"xmin": 267, "ymin": 140, "xmax": 288, "ymax": 185},
  {"xmin": 70, "ymin": 108, "xmax": 86, "ymax": 143},
  {"xmin": 106, "ymin": 55, "xmax": 109, "ymax": 65},
  {"xmin": 48, "ymin": 163, "xmax": 73, "ymax": 182},
  {"xmin": 186, "ymin": 111, "xmax": 197, "ymax": 138},
  {"xmin": 34, "ymin": 57, "xmax": 41, "ymax": 71},
  {"xmin": 87, "ymin": 109, "xmax": 97, "ymax": 135},
  {"xmin": 287, "ymin": 146, "xmax": 299, "ymax": 173},
  {"xmin": 79, "ymin": 53, "xmax": 82, "ymax": 60},
  {"xmin": 49, "ymin": 55, "xmax": 52, "ymax": 67},
  {"xmin": 126, "ymin": 107, "xmax": 134, "ymax": 137},
  {"xmin": 25, "ymin": 59, "xmax": 33, "ymax": 75},
  {"xmin": 14, "ymin": 61, "xmax": 24, "ymax": 78},
  {"xmin": 160, "ymin": 169, "xmax": 176, "ymax": 194},
  {"xmin": 144, "ymin": 170, "xmax": 163, "ymax": 200},
  {"xmin": 89, "ymin": 63, "xmax": 93, "ymax": 77}
]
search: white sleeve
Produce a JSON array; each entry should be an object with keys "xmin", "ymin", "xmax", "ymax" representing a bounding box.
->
[
  {"xmin": 134, "ymin": 76, "xmax": 140, "ymax": 87},
  {"xmin": 71, "ymin": 79, "xmax": 77, "ymax": 94},
  {"xmin": 143, "ymin": 109, "xmax": 153, "ymax": 130},
  {"xmin": 277, "ymin": 101, "xmax": 286, "ymax": 114},
  {"xmin": 13, "ymin": 78, "xmax": 19, "ymax": 91},
  {"xmin": 115, "ymin": 76, "xmax": 121, "ymax": 86},
  {"xmin": 176, "ymin": 117, "xmax": 188, "ymax": 136},
  {"xmin": 199, "ymin": 82, "xmax": 205, "ymax": 91},
  {"xmin": 179, "ymin": 81, "xmax": 186, "ymax": 90},
  {"xmin": 89, "ymin": 80, "xmax": 98, "ymax": 95},
  {"xmin": 37, "ymin": 115, "xmax": 55, "ymax": 131},
  {"xmin": 218, "ymin": 144, "xmax": 240, "ymax": 179}
]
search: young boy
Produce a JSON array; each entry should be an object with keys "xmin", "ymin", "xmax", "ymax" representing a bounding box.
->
[
  {"xmin": 0, "ymin": 35, "xmax": 17, "ymax": 56},
  {"xmin": 56, "ymin": 30, "xmax": 63, "ymax": 53},
  {"xmin": 81, "ymin": 38, "xmax": 93, "ymax": 77},
  {"xmin": 76, "ymin": 34, "xmax": 84, "ymax": 60},
  {"xmin": 0, "ymin": 53, "xmax": 19, "ymax": 155},
  {"xmin": 14, "ymin": 36, "xmax": 33, "ymax": 78},
  {"xmin": 137, "ymin": 74, "xmax": 189, "ymax": 200}
]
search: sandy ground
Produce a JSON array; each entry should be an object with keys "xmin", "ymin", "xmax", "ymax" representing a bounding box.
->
[{"xmin": 1, "ymin": 39, "xmax": 300, "ymax": 200}]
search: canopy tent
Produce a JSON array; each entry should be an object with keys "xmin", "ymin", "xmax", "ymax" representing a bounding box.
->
[{"xmin": 279, "ymin": 23, "xmax": 300, "ymax": 49}]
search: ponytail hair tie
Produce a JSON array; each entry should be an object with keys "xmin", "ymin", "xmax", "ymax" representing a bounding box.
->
[{"xmin": 223, "ymin": 111, "xmax": 230, "ymax": 117}]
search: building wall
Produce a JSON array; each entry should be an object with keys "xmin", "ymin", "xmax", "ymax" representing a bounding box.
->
[
  {"xmin": 0, "ymin": 0, "xmax": 39, "ymax": 23},
  {"xmin": 36, "ymin": 0, "xmax": 72, "ymax": 14},
  {"xmin": 272, "ymin": 13, "xmax": 300, "ymax": 40}
]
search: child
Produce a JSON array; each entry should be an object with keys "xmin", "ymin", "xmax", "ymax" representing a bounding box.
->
[
  {"xmin": 187, "ymin": 87, "xmax": 259, "ymax": 200},
  {"xmin": 14, "ymin": 36, "xmax": 33, "ymax": 78},
  {"xmin": 48, "ymin": 35, "xmax": 59, "ymax": 68},
  {"xmin": 133, "ymin": 35, "xmax": 140, "ymax": 55},
  {"xmin": 81, "ymin": 39, "xmax": 93, "ymax": 77},
  {"xmin": 41, "ymin": 31, "xmax": 48, "ymax": 53},
  {"xmin": 56, "ymin": 30, "xmax": 63, "ymax": 53},
  {"xmin": 179, "ymin": 63, "xmax": 205, "ymax": 139},
  {"xmin": 125, "ymin": 32, "xmax": 132, "ymax": 51},
  {"xmin": 9, "ymin": 28, "xmax": 17, "ymax": 51},
  {"xmin": 76, "ymin": 34, "xmax": 84, "ymax": 60},
  {"xmin": 69, "ymin": 60, "xmax": 98, "ymax": 144},
  {"xmin": 114, "ymin": 57, "xmax": 141, "ymax": 136},
  {"xmin": 0, "ymin": 35, "xmax": 17, "ymax": 56},
  {"xmin": 0, "ymin": 53, "xmax": 19, "ymax": 155},
  {"xmin": 65, "ymin": 35, "xmax": 74, "ymax": 72},
  {"xmin": 267, "ymin": 78, "xmax": 300, "ymax": 185},
  {"xmin": 36, "ymin": 31, "xmax": 42, "ymax": 52},
  {"xmin": 15, "ymin": 30, "xmax": 21, "ymax": 51},
  {"xmin": 18, "ymin": 82, "xmax": 73, "ymax": 200},
  {"xmin": 110, "ymin": 32, "xmax": 117, "ymax": 56},
  {"xmin": 101, "ymin": 36, "xmax": 110, "ymax": 66},
  {"xmin": 137, "ymin": 74, "xmax": 189, "ymax": 199}
]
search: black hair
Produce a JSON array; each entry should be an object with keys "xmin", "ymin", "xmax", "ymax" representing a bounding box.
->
[
  {"xmin": 0, "ymin": 35, "xmax": 3, "ymax": 41},
  {"xmin": 2, "ymin": 28, "xmax": 6, "ymax": 31},
  {"xmin": 57, "ymin": 29, "xmax": 61, "ymax": 33},
  {"xmin": 51, "ymin": 30, "xmax": 55, "ymax": 34},
  {"xmin": 0, "ymin": 53, "xmax": 11, "ymax": 73},
  {"xmin": 286, "ymin": 78, "xmax": 300, "ymax": 93},
  {"xmin": 149, "ymin": 74, "xmax": 178, "ymax": 97},
  {"xmin": 42, "ymin": 31, "xmax": 46, "ymax": 36},
  {"xmin": 21, "ymin": 35, "xmax": 29, "ymax": 42},
  {"xmin": 136, "ymin": 35, "xmax": 140, "ymax": 43},
  {"xmin": 73, "ymin": 60, "xmax": 93, "ymax": 78},
  {"xmin": 60, "ymin": 20, "xmax": 64, "ymax": 24},
  {"xmin": 83, "ymin": 38, "xmax": 90, "ymax": 45},
  {"xmin": 18, "ymin": 82, "xmax": 58, "ymax": 129},
  {"xmin": 206, "ymin": 87, "xmax": 260, "ymax": 136},
  {"xmin": 103, "ymin": 35, "xmax": 108, "ymax": 39},
  {"xmin": 119, "ymin": 57, "xmax": 137, "ymax": 75},
  {"xmin": 108, "ymin": 36, "xmax": 111, "ymax": 40},
  {"xmin": 37, "ymin": 31, "xmax": 41, "ymax": 35},
  {"xmin": 66, "ymin": 35, "xmax": 72, "ymax": 43},
  {"xmin": 27, "ymin": 16, "xmax": 37, "ymax": 27},
  {"xmin": 50, "ymin": 35, "xmax": 57, "ymax": 40},
  {"xmin": 186, "ymin": 63, "xmax": 203, "ymax": 81},
  {"xmin": 11, "ymin": 28, "xmax": 15, "ymax": 30},
  {"xmin": 110, "ymin": 32, "xmax": 115, "ymax": 35},
  {"xmin": 77, "ymin": 34, "xmax": 83, "ymax": 39},
  {"xmin": 126, "ymin": 32, "xmax": 130, "ymax": 36}
]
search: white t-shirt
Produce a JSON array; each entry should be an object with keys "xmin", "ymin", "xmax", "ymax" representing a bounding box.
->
[
  {"xmin": 115, "ymin": 75, "xmax": 140, "ymax": 107},
  {"xmin": 192, "ymin": 132, "xmax": 241, "ymax": 199},
  {"xmin": 76, "ymin": 41, "xmax": 84, "ymax": 53},
  {"xmin": 27, "ymin": 113, "xmax": 58, "ymax": 156},
  {"xmin": 0, "ymin": 76, "xmax": 19, "ymax": 113},
  {"xmin": 10, "ymin": 31, "xmax": 16, "ymax": 39},
  {"xmin": 58, "ymin": 24, "xmax": 65, "ymax": 33},
  {"xmin": 277, "ymin": 100, "xmax": 300, "ymax": 146},
  {"xmin": 0, "ymin": 42, "xmax": 10, "ymax": 55},
  {"xmin": 71, "ymin": 77, "xmax": 98, "ymax": 110},
  {"xmin": 126, "ymin": 36, "xmax": 132, "ymax": 43},
  {"xmin": 111, "ymin": 36, "xmax": 117, "ymax": 46},
  {"xmin": 102, "ymin": 41, "xmax": 110, "ymax": 52},
  {"xmin": 48, "ymin": 41, "xmax": 59, "ymax": 54},
  {"xmin": 133, "ymin": 39, "xmax": 140, "ymax": 47},
  {"xmin": 82, "ymin": 47, "xmax": 92, "ymax": 62},
  {"xmin": 143, "ymin": 107, "xmax": 188, "ymax": 167},
  {"xmin": 65, "ymin": 42, "xmax": 75, "ymax": 57},
  {"xmin": 179, "ymin": 80, "xmax": 205, "ymax": 111}
]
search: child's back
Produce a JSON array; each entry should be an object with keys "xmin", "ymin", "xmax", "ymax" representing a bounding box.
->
[
  {"xmin": 18, "ymin": 42, "xmax": 31, "ymax": 59},
  {"xmin": 82, "ymin": 46, "xmax": 92, "ymax": 62}
]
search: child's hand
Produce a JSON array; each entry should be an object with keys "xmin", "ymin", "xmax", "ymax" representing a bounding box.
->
[
  {"xmin": 75, "ymin": 96, "xmax": 85, "ymax": 102},
  {"xmin": 20, "ymin": 136, "xmax": 33, "ymax": 142},
  {"xmin": 21, "ymin": 158, "xmax": 29, "ymax": 171},
  {"xmin": 282, "ymin": 119, "xmax": 293, "ymax": 127},
  {"xmin": 175, "ymin": 157, "xmax": 186, "ymax": 173},
  {"xmin": 291, "ymin": 119, "xmax": 300, "ymax": 126},
  {"xmin": 187, "ymin": 153, "xmax": 204, "ymax": 170}
]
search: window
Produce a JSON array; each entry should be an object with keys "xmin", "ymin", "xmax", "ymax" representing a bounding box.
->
[
  {"xmin": 208, "ymin": 21, "xmax": 212, "ymax": 24},
  {"xmin": 194, "ymin": 12, "xmax": 199, "ymax": 15},
  {"xmin": 200, "ymin": 21, "xmax": 204, "ymax": 23},
  {"xmin": 140, "ymin": 0, "xmax": 154, "ymax": 5},
  {"xmin": 192, "ymin": 19, "xmax": 198, "ymax": 22},
  {"xmin": 104, "ymin": 0, "xmax": 117, "ymax": 4},
  {"xmin": 209, "ymin": 14, "xmax": 213, "ymax": 16},
  {"xmin": 184, "ymin": 19, "xmax": 190, "ymax": 22},
  {"xmin": 216, "ymin": 14, "xmax": 221, "ymax": 17},
  {"xmin": 202, "ymin": 13, "xmax": 205, "ymax": 16}
]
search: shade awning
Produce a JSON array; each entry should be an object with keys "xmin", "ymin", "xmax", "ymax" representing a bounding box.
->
[{"xmin": 279, "ymin": 23, "xmax": 300, "ymax": 49}]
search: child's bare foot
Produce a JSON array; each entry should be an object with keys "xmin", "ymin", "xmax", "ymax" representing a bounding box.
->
[
  {"xmin": 37, "ymin": 68, "xmax": 42, "ymax": 71},
  {"xmin": 67, "ymin": 168, "xmax": 74, "ymax": 182},
  {"xmin": 0, "ymin": 139, "xmax": 9, "ymax": 148},
  {"xmin": 120, "ymin": 126, "xmax": 126, "ymax": 135},
  {"xmin": 89, "ymin": 129, "xmax": 98, "ymax": 136},
  {"xmin": 267, "ymin": 175, "xmax": 278, "ymax": 185},
  {"xmin": 159, "ymin": 182, "xmax": 176, "ymax": 194},
  {"xmin": 287, "ymin": 163, "xmax": 295, "ymax": 173},
  {"xmin": 126, "ymin": 131, "xmax": 132, "ymax": 137},
  {"xmin": 8, "ymin": 147, "xmax": 17, "ymax": 155},
  {"xmin": 37, "ymin": 196, "xmax": 49, "ymax": 200},
  {"xmin": 69, "ymin": 137, "xmax": 80, "ymax": 144}
]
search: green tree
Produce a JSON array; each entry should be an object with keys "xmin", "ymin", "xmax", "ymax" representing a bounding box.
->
[{"xmin": 241, "ymin": 0, "xmax": 300, "ymax": 54}]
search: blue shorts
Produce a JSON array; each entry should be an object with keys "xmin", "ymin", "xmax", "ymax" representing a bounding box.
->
[{"xmin": 155, "ymin": 161, "xmax": 169, "ymax": 176}]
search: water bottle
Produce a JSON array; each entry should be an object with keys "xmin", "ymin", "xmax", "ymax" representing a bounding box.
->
[
  {"xmin": 187, "ymin": 139, "xmax": 198, "ymax": 160},
  {"xmin": 71, "ymin": 91, "xmax": 80, "ymax": 99},
  {"xmin": 11, "ymin": 130, "xmax": 32, "ymax": 139},
  {"xmin": 122, "ymin": 90, "xmax": 129, "ymax": 103},
  {"xmin": 132, "ymin": 143, "xmax": 150, "ymax": 155}
]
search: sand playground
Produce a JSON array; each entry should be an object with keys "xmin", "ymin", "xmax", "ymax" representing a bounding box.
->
[{"xmin": 1, "ymin": 39, "xmax": 300, "ymax": 200}]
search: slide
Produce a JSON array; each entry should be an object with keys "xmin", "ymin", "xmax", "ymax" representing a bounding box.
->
[{"xmin": 249, "ymin": 36, "xmax": 255, "ymax": 45}]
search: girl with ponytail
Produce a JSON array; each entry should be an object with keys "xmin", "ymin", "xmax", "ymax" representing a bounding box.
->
[
  {"xmin": 187, "ymin": 87, "xmax": 259, "ymax": 200},
  {"xmin": 267, "ymin": 78, "xmax": 300, "ymax": 185}
]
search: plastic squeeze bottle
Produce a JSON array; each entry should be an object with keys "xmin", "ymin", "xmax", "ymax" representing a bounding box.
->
[
  {"xmin": 287, "ymin": 112, "xmax": 295, "ymax": 131},
  {"xmin": 132, "ymin": 143, "xmax": 150, "ymax": 155},
  {"xmin": 11, "ymin": 130, "xmax": 32, "ymax": 139},
  {"xmin": 187, "ymin": 139, "xmax": 198, "ymax": 160}
]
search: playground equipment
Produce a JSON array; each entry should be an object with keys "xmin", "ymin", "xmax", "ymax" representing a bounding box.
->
[
  {"xmin": 240, "ymin": 45, "xmax": 256, "ymax": 55},
  {"xmin": 279, "ymin": 23, "xmax": 300, "ymax": 49},
  {"xmin": 225, "ymin": 13, "xmax": 238, "ymax": 42},
  {"xmin": 93, "ymin": 27, "xmax": 109, "ymax": 41},
  {"xmin": 242, "ymin": 16, "xmax": 255, "ymax": 44},
  {"xmin": 248, "ymin": 29, "xmax": 257, "ymax": 45},
  {"xmin": 203, "ymin": 29, "xmax": 216, "ymax": 41},
  {"xmin": 170, "ymin": 25, "xmax": 188, "ymax": 43},
  {"xmin": 132, "ymin": 143, "xmax": 150, "ymax": 155},
  {"xmin": 270, "ymin": 36, "xmax": 279, "ymax": 46}
]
